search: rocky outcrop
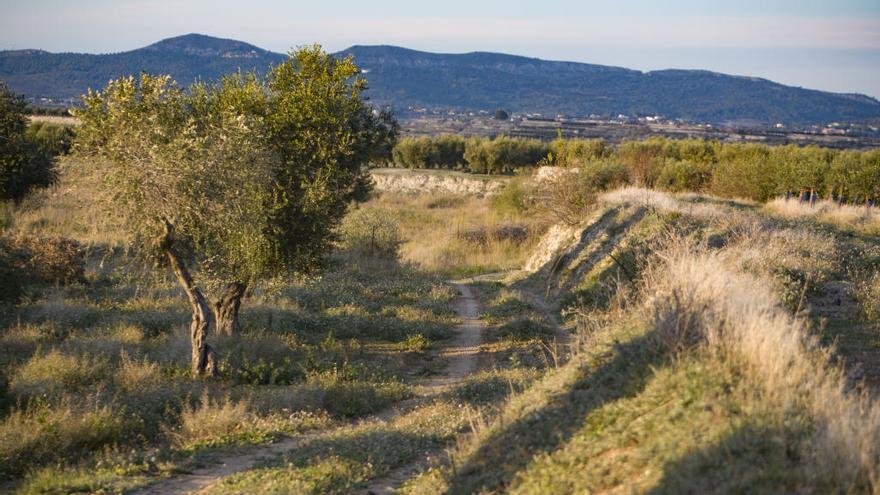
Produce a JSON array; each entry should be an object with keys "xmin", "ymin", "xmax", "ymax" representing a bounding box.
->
[{"xmin": 370, "ymin": 169, "xmax": 508, "ymax": 197}]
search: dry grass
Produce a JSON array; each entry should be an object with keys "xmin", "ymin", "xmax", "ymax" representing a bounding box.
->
[
  {"xmin": 0, "ymin": 401, "xmax": 131, "ymax": 479},
  {"xmin": 9, "ymin": 158, "xmax": 127, "ymax": 246},
  {"xmin": 599, "ymin": 186, "xmax": 751, "ymax": 220},
  {"xmin": 643, "ymin": 242, "xmax": 879, "ymax": 489},
  {"xmin": 766, "ymin": 197, "xmax": 880, "ymax": 233},
  {"xmin": 366, "ymin": 192, "xmax": 546, "ymax": 275},
  {"xmin": 170, "ymin": 394, "xmax": 253, "ymax": 449}
]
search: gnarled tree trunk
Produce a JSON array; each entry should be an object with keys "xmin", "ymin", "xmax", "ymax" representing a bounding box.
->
[
  {"xmin": 161, "ymin": 219, "xmax": 217, "ymax": 377},
  {"xmin": 215, "ymin": 281, "xmax": 246, "ymax": 336}
]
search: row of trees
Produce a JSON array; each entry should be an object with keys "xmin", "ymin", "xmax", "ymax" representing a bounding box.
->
[
  {"xmin": 74, "ymin": 46, "xmax": 397, "ymax": 376},
  {"xmin": 391, "ymin": 135, "xmax": 548, "ymax": 174},
  {"xmin": 390, "ymin": 135, "xmax": 880, "ymax": 203}
]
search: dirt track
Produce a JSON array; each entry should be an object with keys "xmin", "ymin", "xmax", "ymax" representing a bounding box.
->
[{"xmin": 135, "ymin": 282, "xmax": 487, "ymax": 495}]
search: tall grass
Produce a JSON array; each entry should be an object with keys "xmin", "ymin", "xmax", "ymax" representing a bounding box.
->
[
  {"xmin": 766, "ymin": 197, "xmax": 880, "ymax": 233},
  {"xmin": 643, "ymin": 241, "xmax": 880, "ymax": 489},
  {"xmin": 367, "ymin": 192, "xmax": 547, "ymax": 275}
]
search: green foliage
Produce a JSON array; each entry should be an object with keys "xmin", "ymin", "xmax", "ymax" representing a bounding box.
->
[
  {"xmin": 391, "ymin": 135, "xmax": 879, "ymax": 204},
  {"xmin": 491, "ymin": 176, "xmax": 532, "ymax": 215},
  {"xmin": 547, "ymin": 138, "xmax": 611, "ymax": 167},
  {"xmin": 392, "ymin": 135, "xmax": 467, "ymax": 169},
  {"xmin": 73, "ymin": 46, "xmax": 398, "ymax": 287},
  {"xmin": 655, "ymin": 158, "xmax": 713, "ymax": 192},
  {"xmin": 0, "ymin": 81, "xmax": 55, "ymax": 201},
  {"xmin": 338, "ymin": 207, "xmax": 402, "ymax": 258},
  {"xmin": 497, "ymin": 317, "xmax": 555, "ymax": 343},
  {"xmin": 464, "ymin": 136, "xmax": 549, "ymax": 174},
  {"xmin": 391, "ymin": 135, "xmax": 548, "ymax": 174},
  {"xmin": 0, "ymin": 237, "xmax": 24, "ymax": 303},
  {"xmin": 26, "ymin": 121, "xmax": 75, "ymax": 156}
]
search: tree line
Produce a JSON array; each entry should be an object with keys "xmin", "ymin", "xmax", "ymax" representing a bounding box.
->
[{"xmin": 390, "ymin": 135, "xmax": 880, "ymax": 203}]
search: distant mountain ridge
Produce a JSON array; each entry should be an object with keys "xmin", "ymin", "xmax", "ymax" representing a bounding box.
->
[{"xmin": 1, "ymin": 33, "xmax": 878, "ymax": 126}]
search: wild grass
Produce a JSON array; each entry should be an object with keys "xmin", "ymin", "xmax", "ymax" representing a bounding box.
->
[
  {"xmin": 205, "ymin": 368, "xmax": 539, "ymax": 495},
  {"xmin": 406, "ymin": 188, "xmax": 880, "ymax": 493},
  {"xmin": 645, "ymin": 246, "xmax": 880, "ymax": 489},
  {"xmin": 766, "ymin": 197, "xmax": 880, "ymax": 234},
  {"xmin": 366, "ymin": 192, "xmax": 546, "ymax": 276},
  {"xmin": 0, "ymin": 236, "xmax": 455, "ymax": 488}
]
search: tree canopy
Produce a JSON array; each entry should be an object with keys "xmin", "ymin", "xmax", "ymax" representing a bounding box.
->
[{"xmin": 73, "ymin": 45, "xmax": 398, "ymax": 374}]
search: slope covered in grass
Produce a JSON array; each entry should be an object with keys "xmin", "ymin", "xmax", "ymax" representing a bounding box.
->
[{"xmin": 403, "ymin": 188, "xmax": 880, "ymax": 494}]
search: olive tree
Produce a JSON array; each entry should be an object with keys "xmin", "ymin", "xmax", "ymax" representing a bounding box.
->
[{"xmin": 74, "ymin": 46, "xmax": 397, "ymax": 376}]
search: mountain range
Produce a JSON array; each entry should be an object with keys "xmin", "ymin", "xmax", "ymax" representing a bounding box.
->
[{"xmin": 2, "ymin": 33, "xmax": 878, "ymax": 126}]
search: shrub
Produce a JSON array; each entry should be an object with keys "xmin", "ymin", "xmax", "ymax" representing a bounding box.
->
[
  {"xmin": 656, "ymin": 159, "xmax": 713, "ymax": 192},
  {"xmin": 0, "ymin": 83, "xmax": 55, "ymax": 201},
  {"xmin": 539, "ymin": 159, "xmax": 629, "ymax": 225},
  {"xmin": 403, "ymin": 334, "xmax": 431, "ymax": 353},
  {"xmin": 0, "ymin": 402, "xmax": 130, "ymax": 479},
  {"xmin": 548, "ymin": 138, "xmax": 611, "ymax": 166},
  {"xmin": 491, "ymin": 176, "xmax": 532, "ymax": 215},
  {"xmin": 5, "ymin": 232, "xmax": 85, "ymax": 284},
  {"xmin": 0, "ymin": 237, "xmax": 24, "ymax": 303},
  {"xmin": 10, "ymin": 350, "xmax": 108, "ymax": 398},
  {"xmin": 464, "ymin": 136, "xmax": 548, "ymax": 174},
  {"xmin": 498, "ymin": 317, "xmax": 555, "ymax": 342},
  {"xmin": 391, "ymin": 135, "xmax": 466, "ymax": 169},
  {"xmin": 338, "ymin": 207, "xmax": 402, "ymax": 258},
  {"xmin": 171, "ymin": 394, "xmax": 253, "ymax": 449},
  {"xmin": 618, "ymin": 139, "xmax": 665, "ymax": 187}
]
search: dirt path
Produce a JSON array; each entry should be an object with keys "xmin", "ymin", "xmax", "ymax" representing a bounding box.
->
[
  {"xmin": 135, "ymin": 282, "xmax": 486, "ymax": 495},
  {"xmin": 358, "ymin": 282, "xmax": 486, "ymax": 495}
]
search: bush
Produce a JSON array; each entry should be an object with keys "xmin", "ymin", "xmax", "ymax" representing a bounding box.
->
[
  {"xmin": 171, "ymin": 394, "xmax": 254, "ymax": 449},
  {"xmin": 540, "ymin": 158, "xmax": 629, "ymax": 225},
  {"xmin": 548, "ymin": 138, "xmax": 611, "ymax": 167},
  {"xmin": 0, "ymin": 82, "xmax": 56, "ymax": 201},
  {"xmin": 0, "ymin": 237, "xmax": 24, "ymax": 303},
  {"xmin": 338, "ymin": 207, "xmax": 402, "ymax": 258},
  {"xmin": 464, "ymin": 136, "xmax": 548, "ymax": 174},
  {"xmin": 0, "ymin": 402, "xmax": 130, "ymax": 479},
  {"xmin": 491, "ymin": 176, "xmax": 532, "ymax": 215},
  {"xmin": 5, "ymin": 233, "xmax": 85, "ymax": 285},
  {"xmin": 497, "ymin": 317, "xmax": 555, "ymax": 342},
  {"xmin": 656, "ymin": 159, "xmax": 713, "ymax": 192},
  {"xmin": 10, "ymin": 350, "xmax": 108, "ymax": 398},
  {"xmin": 391, "ymin": 135, "xmax": 466, "ymax": 169}
]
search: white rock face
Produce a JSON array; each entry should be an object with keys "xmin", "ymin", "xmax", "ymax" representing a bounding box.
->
[
  {"xmin": 370, "ymin": 169, "xmax": 508, "ymax": 197},
  {"xmin": 533, "ymin": 166, "xmax": 577, "ymax": 183},
  {"xmin": 523, "ymin": 223, "xmax": 581, "ymax": 272}
]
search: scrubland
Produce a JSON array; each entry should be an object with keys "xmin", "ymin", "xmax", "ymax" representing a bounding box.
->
[{"xmin": 2, "ymin": 160, "xmax": 879, "ymax": 494}]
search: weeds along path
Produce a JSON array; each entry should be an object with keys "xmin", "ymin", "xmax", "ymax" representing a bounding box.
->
[
  {"xmin": 134, "ymin": 282, "xmax": 487, "ymax": 495},
  {"xmin": 358, "ymin": 282, "xmax": 487, "ymax": 494}
]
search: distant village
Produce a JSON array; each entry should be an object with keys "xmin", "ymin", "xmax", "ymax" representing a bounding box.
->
[{"xmin": 401, "ymin": 106, "xmax": 880, "ymax": 149}]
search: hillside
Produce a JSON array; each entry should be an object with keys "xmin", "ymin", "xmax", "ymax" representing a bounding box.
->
[
  {"xmin": 1, "ymin": 34, "xmax": 879, "ymax": 125},
  {"xmin": 0, "ymin": 34, "xmax": 285, "ymax": 103}
]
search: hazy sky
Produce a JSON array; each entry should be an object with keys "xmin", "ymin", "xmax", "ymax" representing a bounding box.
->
[{"xmin": 2, "ymin": 0, "xmax": 879, "ymax": 97}]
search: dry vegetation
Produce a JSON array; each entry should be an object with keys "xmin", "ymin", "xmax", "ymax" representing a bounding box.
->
[
  {"xmin": 367, "ymin": 191, "xmax": 547, "ymax": 276},
  {"xmin": 2, "ymin": 161, "xmax": 879, "ymax": 493},
  {"xmin": 400, "ymin": 187, "xmax": 880, "ymax": 494}
]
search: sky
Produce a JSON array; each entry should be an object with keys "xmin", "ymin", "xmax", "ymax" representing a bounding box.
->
[{"xmin": 2, "ymin": 0, "xmax": 879, "ymax": 98}]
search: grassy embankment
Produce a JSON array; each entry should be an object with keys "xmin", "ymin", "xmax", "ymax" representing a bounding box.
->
[
  {"xmin": 400, "ymin": 188, "xmax": 880, "ymax": 494},
  {"xmin": 3, "ymin": 157, "xmax": 880, "ymax": 493}
]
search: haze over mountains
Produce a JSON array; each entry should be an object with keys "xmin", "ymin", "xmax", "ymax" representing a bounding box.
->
[{"xmin": 1, "ymin": 33, "xmax": 878, "ymax": 126}]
